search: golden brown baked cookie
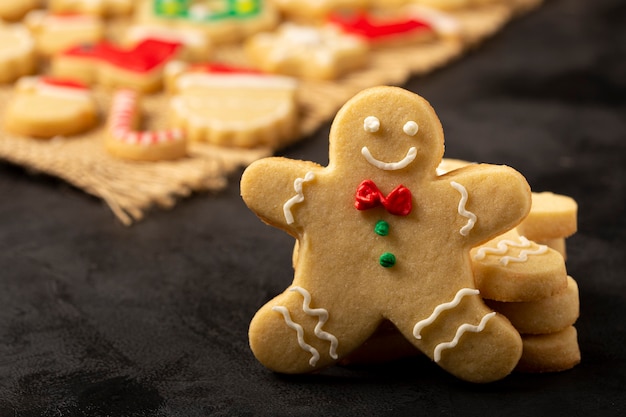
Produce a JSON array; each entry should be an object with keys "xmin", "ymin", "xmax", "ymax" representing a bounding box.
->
[
  {"xmin": 51, "ymin": 38, "xmax": 181, "ymax": 93},
  {"xmin": 471, "ymin": 228, "xmax": 568, "ymax": 302},
  {"xmin": 123, "ymin": 24, "xmax": 212, "ymax": 63},
  {"xmin": 105, "ymin": 89, "xmax": 186, "ymax": 161},
  {"xmin": 241, "ymin": 86, "xmax": 532, "ymax": 383},
  {"xmin": 25, "ymin": 11, "xmax": 105, "ymax": 57},
  {"xmin": 0, "ymin": 0, "xmax": 39, "ymax": 21},
  {"xmin": 484, "ymin": 276, "xmax": 579, "ymax": 334},
  {"xmin": 0, "ymin": 23, "xmax": 36, "ymax": 85},
  {"xmin": 166, "ymin": 62, "xmax": 299, "ymax": 148},
  {"xmin": 48, "ymin": 0, "xmax": 134, "ymax": 16},
  {"xmin": 516, "ymin": 191, "xmax": 578, "ymax": 242},
  {"xmin": 245, "ymin": 22, "xmax": 369, "ymax": 80},
  {"xmin": 134, "ymin": 0, "xmax": 279, "ymax": 45},
  {"xmin": 516, "ymin": 326, "xmax": 581, "ymax": 373},
  {"xmin": 3, "ymin": 76, "xmax": 99, "ymax": 138}
]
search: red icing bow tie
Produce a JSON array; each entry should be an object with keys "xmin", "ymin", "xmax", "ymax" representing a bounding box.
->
[{"xmin": 355, "ymin": 180, "xmax": 412, "ymax": 216}]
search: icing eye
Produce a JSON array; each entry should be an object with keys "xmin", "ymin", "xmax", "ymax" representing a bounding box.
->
[
  {"xmin": 364, "ymin": 116, "xmax": 380, "ymax": 133},
  {"xmin": 403, "ymin": 121, "xmax": 419, "ymax": 136}
]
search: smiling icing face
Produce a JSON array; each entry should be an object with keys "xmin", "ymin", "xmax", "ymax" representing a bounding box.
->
[{"xmin": 328, "ymin": 87, "xmax": 445, "ymax": 180}]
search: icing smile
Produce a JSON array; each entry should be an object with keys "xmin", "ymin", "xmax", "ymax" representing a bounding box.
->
[{"xmin": 361, "ymin": 146, "xmax": 417, "ymax": 170}]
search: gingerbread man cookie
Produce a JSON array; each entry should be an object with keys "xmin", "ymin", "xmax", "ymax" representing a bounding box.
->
[{"xmin": 241, "ymin": 86, "xmax": 532, "ymax": 383}]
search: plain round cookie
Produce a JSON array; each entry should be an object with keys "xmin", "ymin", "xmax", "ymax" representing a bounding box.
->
[
  {"xmin": 516, "ymin": 326, "xmax": 581, "ymax": 373},
  {"xmin": 484, "ymin": 276, "xmax": 579, "ymax": 334},
  {"xmin": 516, "ymin": 191, "xmax": 578, "ymax": 241}
]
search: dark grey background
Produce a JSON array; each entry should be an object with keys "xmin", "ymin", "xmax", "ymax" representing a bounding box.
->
[{"xmin": 1, "ymin": 0, "xmax": 624, "ymax": 415}]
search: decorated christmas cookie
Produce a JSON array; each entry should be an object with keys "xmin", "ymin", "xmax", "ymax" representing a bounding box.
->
[
  {"xmin": 51, "ymin": 38, "xmax": 181, "ymax": 93},
  {"xmin": 471, "ymin": 228, "xmax": 568, "ymax": 302},
  {"xmin": 48, "ymin": 0, "xmax": 134, "ymax": 16},
  {"xmin": 328, "ymin": 10, "xmax": 436, "ymax": 46},
  {"xmin": 123, "ymin": 24, "xmax": 212, "ymax": 63},
  {"xmin": 241, "ymin": 86, "xmax": 533, "ymax": 382},
  {"xmin": 3, "ymin": 77, "xmax": 99, "ymax": 138},
  {"xmin": 269, "ymin": 0, "xmax": 367, "ymax": 22},
  {"xmin": 166, "ymin": 62, "xmax": 299, "ymax": 147},
  {"xmin": 105, "ymin": 89, "xmax": 186, "ymax": 161},
  {"xmin": 0, "ymin": 23, "xmax": 36, "ymax": 84},
  {"xmin": 25, "ymin": 11, "xmax": 105, "ymax": 56},
  {"xmin": 135, "ymin": 0, "xmax": 279, "ymax": 44},
  {"xmin": 245, "ymin": 22, "xmax": 369, "ymax": 80}
]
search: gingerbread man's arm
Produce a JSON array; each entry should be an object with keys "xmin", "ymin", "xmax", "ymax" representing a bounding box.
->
[
  {"xmin": 441, "ymin": 164, "xmax": 532, "ymax": 248},
  {"xmin": 241, "ymin": 157, "xmax": 323, "ymax": 233}
]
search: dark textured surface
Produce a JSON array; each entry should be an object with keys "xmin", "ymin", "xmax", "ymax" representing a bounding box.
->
[{"xmin": 1, "ymin": 0, "xmax": 625, "ymax": 415}]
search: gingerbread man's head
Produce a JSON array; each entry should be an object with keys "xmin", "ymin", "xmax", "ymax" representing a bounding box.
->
[{"xmin": 328, "ymin": 86, "xmax": 444, "ymax": 183}]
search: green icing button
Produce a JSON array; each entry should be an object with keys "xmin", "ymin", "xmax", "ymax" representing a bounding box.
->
[
  {"xmin": 374, "ymin": 220, "xmax": 389, "ymax": 236},
  {"xmin": 379, "ymin": 252, "xmax": 396, "ymax": 268}
]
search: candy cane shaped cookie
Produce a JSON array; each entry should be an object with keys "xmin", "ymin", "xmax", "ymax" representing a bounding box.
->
[{"xmin": 105, "ymin": 89, "xmax": 186, "ymax": 161}]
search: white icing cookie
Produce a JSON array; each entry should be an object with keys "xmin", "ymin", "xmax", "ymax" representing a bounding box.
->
[
  {"xmin": 245, "ymin": 23, "xmax": 369, "ymax": 80},
  {"xmin": 242, "ymin": 86, "xmax": 533, "ymax": 383},
  {"xmin": 167, "ymin": 64, "xmax": 299, "ymax": 148},
  {"xmin": 3, "ymin": 76, "xmax": 99, "ymax": 138},
  {"xmin": 471, "ymin": 228, "xmax": 568, "ymax": 302}
]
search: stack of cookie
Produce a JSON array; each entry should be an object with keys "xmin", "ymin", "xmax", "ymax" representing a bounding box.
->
[{"xmin": 471, "ymin": 191, "xmax": 580, "ymax": 373}]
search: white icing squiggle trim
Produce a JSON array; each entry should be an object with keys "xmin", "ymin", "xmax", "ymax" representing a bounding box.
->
[
  {"xmin": 500, "ymin": 246, "xmax": 548, "ymax": 265},
  {"xmin": 474, "ymin": 236, "xmax": 548, "ymax": 266},
  {"xmin": 291, "ymin": 286, "xmax": 339, "ymax": 360},
  {"xmin": 272, "ymin": 306, "xmax": 320, "ymax": 366},
  {"xmin": 403, "ymin": 121, "xmax": 419, "ymax": 136},
  {"xmin": 363, "ymin": 116, "xmax": 380, "ymax": 132},
  {"xmin": 450, "ymin": 181, "xmax": 476, "ymax": 236},
  {"xmin": 413, "ymin": 288, "xmax": 480, "ymax": 339},
  {"xmin": 434, "ymin": 312, "xmax": 496, "ymax": 362},
  {"xmin": 283, "ymin": 171, "xmax": 315, "ymax": 225},
  {"xmin": 361, "ymin": 146, "xmax": 417, "ymax": 171}
]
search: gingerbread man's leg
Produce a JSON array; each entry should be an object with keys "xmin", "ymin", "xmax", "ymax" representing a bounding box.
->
[
  {"xmin": 392, "ymin": 290, "xmax": 522, "ymax": 383},
  {"xmin": 249, "ymin": 286, "xmax": 381, "ymax": 374}
]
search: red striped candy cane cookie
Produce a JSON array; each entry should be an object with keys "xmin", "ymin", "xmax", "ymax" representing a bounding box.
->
[{"xmin": 105, "ymin": 89, "xmax": 186, "ymax": 161}]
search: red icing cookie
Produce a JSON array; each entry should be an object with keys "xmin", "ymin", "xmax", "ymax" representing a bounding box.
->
[{"xmin": 52, "ymin": 38, "xmax": 181, "ymax": 93}]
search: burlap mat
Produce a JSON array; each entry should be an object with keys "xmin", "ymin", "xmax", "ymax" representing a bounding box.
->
[{"xmin": 0, "ymin": 0, "xmax": 541, "ymax": 225}]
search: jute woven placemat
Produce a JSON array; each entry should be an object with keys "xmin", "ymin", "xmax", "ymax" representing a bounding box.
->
[{"xmin": 0, "ymin": 0, "xmax": 541, "ymax": 225}]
